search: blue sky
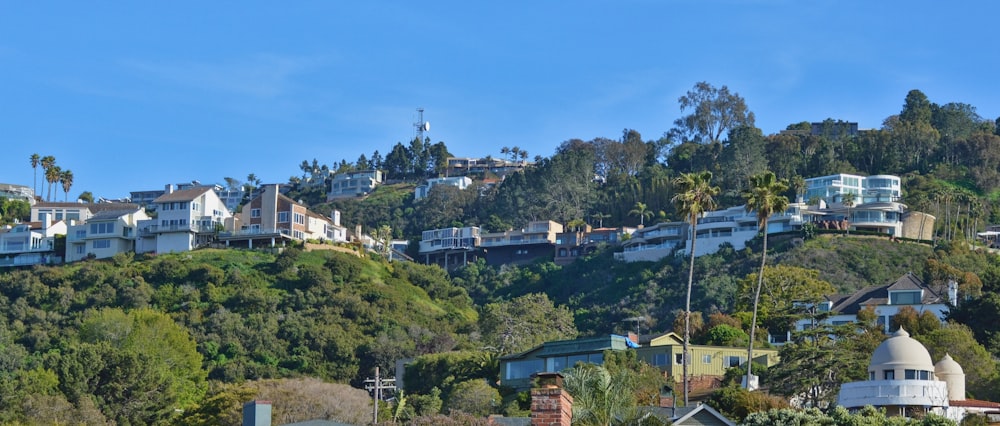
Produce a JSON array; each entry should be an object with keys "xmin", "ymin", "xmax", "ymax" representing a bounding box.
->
[{"xmin": 3, "ymin": 1, "xmax": 998, "ymax": 200}]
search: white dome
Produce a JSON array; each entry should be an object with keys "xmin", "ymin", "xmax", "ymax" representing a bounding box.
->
[
  {"xmin": 869, "ymin": 328, "xmax": 934, "ymax": 373},
  {"xmin": 935, "ymin": 353, "xmax": 964, "ymax": 376}
]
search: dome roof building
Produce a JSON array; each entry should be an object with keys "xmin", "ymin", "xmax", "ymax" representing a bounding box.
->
[{"xmin": 838, "ymin": 328, "xmax": 949, "ymax": 417}]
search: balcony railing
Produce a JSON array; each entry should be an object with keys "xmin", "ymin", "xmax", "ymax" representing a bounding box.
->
[{"xmin": 147, "ymin": 223, "xmax": 219, "ymax": 234}]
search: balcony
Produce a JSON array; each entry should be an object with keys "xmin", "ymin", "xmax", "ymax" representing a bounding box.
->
[
  {"xmin": 147, "ymin": 223, "xmax": 219, "ymax": 234},
  {"xmin": 838, "ymin": 380, "xmax": 948, "ymax": 408}
]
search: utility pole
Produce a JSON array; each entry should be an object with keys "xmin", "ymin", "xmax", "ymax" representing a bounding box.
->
[{"xmin": 364, "ymin": 366, "xmax": 396, "ymax": 425}]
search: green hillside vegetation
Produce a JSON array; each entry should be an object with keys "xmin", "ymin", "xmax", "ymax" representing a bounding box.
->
[{"xmin": 0, "ymin": 249, "xmax": 477, "ymax": 424}]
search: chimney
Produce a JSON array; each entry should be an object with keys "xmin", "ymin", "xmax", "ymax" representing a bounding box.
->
[
  {"xmin": 242, "ymin": 400, "xmax": 272, "ymax": 426},
  {"xmin": 531, "ymin": 373, "xmax": 573, "ymax": 426},
  {"xmin": 165, "ymin": 184, "xmax": 174, "ymax": 194},
  {"xmin": 628, "ymin": 332, "xmax": 639, "ymax": 346},
  {"xmin": 948, "ymin": 279, "xmax": 959, "ymax": 306}
]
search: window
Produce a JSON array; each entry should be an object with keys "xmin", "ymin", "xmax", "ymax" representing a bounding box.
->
[
  {"xmin": 726, "ymin": 356, "xmax": 745, "ymax": 368},
  {"xmin": 89, "ymin": 223, "xmax": 115, "ymax": 234},
  {"xmin": 884, "ymin": 370, "xmax": 895, "ymax": 380},
  {"xmin": 251, "ymin": 209, "xmax": 261, "ymax": 218},
  {"xmin": 702, "ymin": 354, "xmax": 712, "ymax": 364},
  {"xmin": 653, "ymin": 354, "xmax": 668, "ymax": 366},
  {"xmin": 890, "ymin": 291, "xmax": 921, "ymax": 305},
  {"xmin": 75, "ymin": 230, "xmax": 86, "ymax": 238},
  {"xmin": 905, "ymin": 370, "xmax": 931, "ymax": 380},
  {"xmin": 869, "ymin": 372, "xmax": 875, "ymax": 381},
  {"xmin": 294, "ymin": 213, "xmax": 305, "ymax": 225},
  {"xmin": 93, "ymin": 240, "xmax": 111, "ymax": 249},
  {"xmin": 278, "ymin": 211, "xmax": 289, "ymax": 223},
  {"xmin": 674, "ymin": 354, "xmax": 690, "ymax": 365},
  {"xmin": 505, "ymin": 359, "xmax": 544, "ymax": 380},
  {"xmin": 75, "ymin": 245, "xmax": 85, "ymax": 254},
  {"xmin": 293, "ymin": 230, "xmax": 304, "ymax": 239}
]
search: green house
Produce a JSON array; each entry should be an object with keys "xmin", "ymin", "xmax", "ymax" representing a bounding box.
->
[{"xmin": 498, "ymin": 335, "xmax": 635, "ymax": 390}]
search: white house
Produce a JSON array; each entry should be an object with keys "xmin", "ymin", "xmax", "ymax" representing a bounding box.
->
[
  {"xmin": 0, "ymin": 220, "xmax": 66, "ymax": 267},
  {"xmin": 220, "ymin": 185, "xmax": 346, "ymax": 249},
  {"xmin": 138, "ymin": 187, "xmax": 232, "ymax": 254},
  {"xmin": 65, "ymin": 207, "xmax": 150, "ymax": 262},
  {"xmin": 838, "ymin": 328, "xmax": 1000, "ymax": 422},
  {"xmin": 617, "ymin": 202, "xmax": 807, "ymax": 262},
  {"xmin": 414, "ymin": 176, "xmax": 473, "ymax": 200},
  {"xmin": 771, "ymin": 273, "xmax": 955, "ymax": 344},
  {"xmin": 327, "ymin": 170, "xmax": 384, "ymax": 200}
]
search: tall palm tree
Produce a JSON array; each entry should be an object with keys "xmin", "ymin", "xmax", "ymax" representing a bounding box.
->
[
  {"xmin": 45, "ymin": 165, "xmax": 61, "ymax": 202},
  {"xmin": 741, "ymin": 171, "xmax": 789, "ymax": 390},
  {"xmin": 670, "ymin": 170, "xmax": 719, "ymax": 406},
  {"xmin": 841, "ymin": 192, "xmax": 856, "ymax": 236},
  {"xmin": 29, "ymin": 153, "xmax": 40, "ymax": 198},
  {"xmin": 628, "ymin": 202, "xmax": 653, "ymax": 227},
  {"xmin": 60, "ymin": 169, "xmax": 74, "ymax": 201},
  {"xmin": 40, "ymin": 155, "xmax": 55, "ymax": 201}
]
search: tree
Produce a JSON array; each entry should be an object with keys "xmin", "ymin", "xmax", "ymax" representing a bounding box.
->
[
  {"xmin": 671, "ymin": 170, "xmax": 720, "ymax": 405},
  {"xmin": 735, "ymin": 265, "xmax": 835, "ymax": 337},
  {"xmin": 561, "ymin": 353, "xmax": 666, "ymax": 426},
  {"xmin": 59, "ymin": 169, "xmax": 73, "ymax": 201},
  {"xmin": 29, "ymin": 153, "xmax": 40, "ymax": 199},
  {"xmin": 741, "ymin": 171, "xmax": 789, "ymax": 390},
  {"xmin": 842, "ymin": 192, "xmax": 856, "ymax": 236},
  {"xmin": 39, "ymin": 155, "xmax": 56, "ymax": 200},
  {"xmin": 443, "ymin": 379, "xmax": 499, "ymax": 417},
  {"xmin": 768, "ymin": 322, "xmax": 882, "ymax": 408},
  {"xmin": 45, "ymin": 165, "xmax": 61, "ymax": 202},
  {"xmin": 628, "ymin": 202, "xmax": 652, "ymax": 227},
  {"xmin": 673, "ymin": 82, "xmax": 755, "ymax": 144},
  {"xmin": 478, "ymin": 293, "xmax": 577, "ymax": 355},
  {"xmin": 78, "ymin": 191, "xmax": 94, "ymax": 204}
]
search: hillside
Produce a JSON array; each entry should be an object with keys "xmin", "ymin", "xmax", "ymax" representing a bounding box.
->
[{"xmin": 0, "ymin": 248, "xmax": 477, "ymax": 424}]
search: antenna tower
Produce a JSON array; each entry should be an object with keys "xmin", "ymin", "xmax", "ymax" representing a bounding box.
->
[{"xmin": 413, "ymin": 108, "xmax": 430, "ymax": 141}]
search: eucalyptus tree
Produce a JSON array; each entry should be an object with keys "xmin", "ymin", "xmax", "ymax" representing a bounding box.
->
[
  {"xmin": 741, "ymin": 171, "xmax": 789, "ymax": 390},
  {"xmin": 671, "ymin": 170, "xmax": 720, "ymax": 405}
]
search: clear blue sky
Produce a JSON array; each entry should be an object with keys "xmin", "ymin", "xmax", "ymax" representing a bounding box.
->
[{"xmin": 3, "ymin": 1, "xmax": 998, "ymax": 200}]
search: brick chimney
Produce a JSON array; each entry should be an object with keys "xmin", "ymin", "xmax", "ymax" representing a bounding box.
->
[{"xmin": 531, "ymin": 373, "xmax": 573, "ymax": 426}]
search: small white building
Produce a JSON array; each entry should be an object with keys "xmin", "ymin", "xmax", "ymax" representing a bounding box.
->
[
  {"xmin": 0, "ymin": 220, "xmax": 66, "ymax": 267},
  {"xmin": 414, "ymin": 176, "xmax": 473, "ymax": 200}
]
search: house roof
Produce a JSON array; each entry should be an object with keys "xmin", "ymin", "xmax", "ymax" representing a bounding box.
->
[
  {"xmin": 830, "ymin": 273, "xmax": 946, "ymax": 315},
  {"xmin": 153, "ymin": 187, "xmax": 211, "ymax": 203},
  {"xmin": 672, "ymin": 403, "xmax": 737, "ymax": 426},
  {"xmin": 33, "ymin": 201, "xmax": 139, "ymax": 212},
  {"xmin": 88, "ymin": 208, "xmax": 142, "ymax": 221}
]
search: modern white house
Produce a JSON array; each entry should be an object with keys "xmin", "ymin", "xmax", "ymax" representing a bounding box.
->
[
  {"xmin": 771, "ymin": 273, "xmax": 955, "ymax": 344},
  {"xmin": 65, "ymin": 207, "xmax": 150, "ymax": 262},
  {"xmin": 418, "ymin": 226, "xmax": 481, "ymax": 268},
  {"xmin": 327, "ymin": 170, "xmax": 384, "ymax": 200},
  {"xmin": 616, "ymin": 202, "xmax": 808, "ymax": 262},
  {"xmin": 616, "ymin": 173, "xmax": 931, "ymax": 263},
  {"xmin": 137, "ymin": 187, "xmax": 232, "ymax": 254},
  {"xmin": 838, "ymin": 328, "xmax": 1000, "ymax": 422},
  {"xmin": 0, "ymin": 183, "xmax": 35, "ymax": 205},
  {"xmin": 0, "ymin": 220, "xmax": 66, "ymax": 267},
  {"xmin": 413, "ymin": 176, "xmax": 473, "ymax": 200}
]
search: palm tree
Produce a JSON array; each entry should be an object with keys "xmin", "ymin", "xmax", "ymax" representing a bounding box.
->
[
  {"xmin": 29, "ymin": 153, "xmax": 40, "ymax": 198},
  {"xmin": 78, "ymin": 191, "xmax": 94, "ymax": 204},
  {"xmin": 40, "ymin": 155, "xmax": 55, "ymax": 200},
  {"xmin": 741, "ymin": 171, "xmax": 789, "ymax": 390},
  {"xmin": 841, "ymin": 192, "xmax": 856, "ymax": 236},
  {"xmin": 628, "ymin": 202, "xmax": 653, "ymax": 227},
  {"xmin": 591, "ymin": 212, "xmax": 610, "ymax": 228},
  {"xmin": 670, "ymin": 171, "xmax": 719, "ymax": 406},
  {"xmin": 45, "ymin": 165, "xmax": 61, "ymax": 202},
  {"xmin": 59, "ymin": 169, "xmax": 74, "ymax": 201}
]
